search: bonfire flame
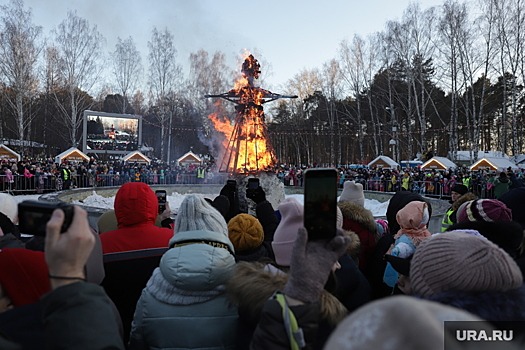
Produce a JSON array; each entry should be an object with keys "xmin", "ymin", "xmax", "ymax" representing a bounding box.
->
[{"xmin": 207, "ymin": 54, "xmax": 277, "ymax": 174}]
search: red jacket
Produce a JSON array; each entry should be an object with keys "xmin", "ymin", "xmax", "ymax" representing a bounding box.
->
[{"xmin": 100, "ymin": 182, "xmax": 173, "ymax": 254}]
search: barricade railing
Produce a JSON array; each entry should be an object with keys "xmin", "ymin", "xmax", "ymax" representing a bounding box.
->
[{"xmin": 0, "ymin": 172, "xmax": 232, "ymax": 194}]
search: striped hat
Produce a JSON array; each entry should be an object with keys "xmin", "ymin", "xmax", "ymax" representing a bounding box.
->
[{"xmin": 456, "ymin": 199, "xmax": 512, "ymax": 224}]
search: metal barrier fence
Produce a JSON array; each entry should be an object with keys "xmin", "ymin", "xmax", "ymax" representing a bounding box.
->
[
  {"xmin": 1, "ymin": 173, "xmax": 496, "ymax": 199},
  {"xmin": 0, "ymin": 173, "xmax": 231, "ymax": 194}
]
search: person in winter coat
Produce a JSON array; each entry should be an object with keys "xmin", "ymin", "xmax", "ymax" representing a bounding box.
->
[
  {"xmin": 447, "ymin": 198, "xmax": 525, "ymax": 276},
  {"xmin": 228, "ymin": 213, "xmax": 273, "ymax": 262},
  {"xmin": 99, "ymin": 182, "xmax": 173, "ymax": 254},
  {"xmin": 129, "ymin": 194, "xmax": 238, "ymax": 350},
  {"xmin": 368, "ymin": 191, "xmax": 432, "ymax": 299},
  {"xmin": 337, "ymin": 180, "xmax": 377, "ymax": 274},
  {"xmin": 227, "ymin": 198, "xmax": 360, "ymax": 350},
  {"xmin": 440, "ymin": 183, "xmax": 477, "ymax": 232},
  {"xmin": 492, "ymin": 171, "xmax": 512, "ymax": 199},
  {"xmin": 410, "ymin": 231, "xmax": 525, "ymax": 321},
  {"xmin": 383, "ymin": 201, "xmax": 432, "ymax": 289}
]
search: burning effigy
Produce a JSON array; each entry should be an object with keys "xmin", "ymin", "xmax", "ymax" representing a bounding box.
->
[{"xmin": 206, "ymin": 54, "xmax": 297, "ymax": 174}]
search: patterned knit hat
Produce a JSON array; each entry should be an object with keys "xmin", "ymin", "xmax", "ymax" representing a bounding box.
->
[
  {"xmin": 174, "ymin": 194, "xmax": 228, "ymax": 238},
  {"xmin": 0, "ymin": 248, "xmax": 51, "ymax": 306},
  {"xmin": 272, "ymin": 197, "xmax": 304, "ymax": 267},
  {"xmin": 456, "ymin": 199, "xmax": 512, "ymax": 224},
  {"xmin": 339, "ymin": 181, "xmax": 365, "ymax": 207},
  {"xmin": 410, "ymin": 231, "xmax": 523, "ymax": 298},
  {"xmin": 228, "ymin": 213, "xmax": 264, "ymax": 252}
]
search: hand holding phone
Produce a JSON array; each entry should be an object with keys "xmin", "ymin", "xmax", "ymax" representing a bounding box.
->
[
  {"xmin": 304, "ymin": 169, "xmax": 338, "ymax": 240},
  {"xmin": 18, "ymin": 201, "xmax": 75, "ymax": 236}
]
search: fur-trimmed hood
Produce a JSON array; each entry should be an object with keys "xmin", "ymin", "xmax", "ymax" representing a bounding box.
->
[
  {"xmin": 338, "ymin": 201, "xmax": 377, "ymax": 233},
  {"xmin": 452, "ymin": 192, "xmax": 478, "ymax": 211},
  {"xmin": 424, "ymin": 284, "xmax": 525, "ymax": 321},
  {"xmin": 343, "ymin": 230, "xmax": 361, "ymax": 259},
  {"xmin": 226, "ymin": 261, "xmax": 348, "ymax": 327}
]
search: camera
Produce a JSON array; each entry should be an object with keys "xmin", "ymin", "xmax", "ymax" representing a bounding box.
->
[{"xmin": 18, "ymin": 200, "xmax": 74, "ymax": 236}]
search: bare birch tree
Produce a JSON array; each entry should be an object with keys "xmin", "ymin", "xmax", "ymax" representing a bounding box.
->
[
  {"xmin": 148, "ymin": 26, "xmax": 182, "ymax": 161},
  {"xmin": 52, "ymin": 10, "xmax": 105, "ymax": 147},
  {"xmin": 112, "ymin": 36, "xmax": 143, "ymax": 114},
  {"xmin": 0, "ymin": 0, "xmax": 42, "ymax": 144}
]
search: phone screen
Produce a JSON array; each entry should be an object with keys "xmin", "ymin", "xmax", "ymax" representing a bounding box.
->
[
  {"xmin": 304, "ymin": 169, "xmax": 338, "ymax": 240},
  {"xmin": 155, "ymin": 190, "xmax": 167, "ymax": 214},
  {"xmin": 248, "ymin": 178, "xmax": 259, "ymax": 190}
]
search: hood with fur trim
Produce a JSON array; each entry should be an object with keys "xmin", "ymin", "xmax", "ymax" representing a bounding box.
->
[
  {"xmin": 226, "ymin": 261, "xmax": 347, "ymax": 327},
  {"xmin": 425, "ymin": 284, "xmax": 525, "ymax": 322},
  {"xmin": 343, "ymin": 230, "xmax": 361, "ymax": 260},
  {"xmin": 452, "ymin": 192, "xmax": 478, "ymax": 211},
  {"xmin": 338, "ymin": 201, "xmax": 377, "ymax": 233}
]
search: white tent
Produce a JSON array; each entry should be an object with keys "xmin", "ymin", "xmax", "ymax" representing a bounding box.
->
[
  {"xmin": 368, "ymin": 155, "xmax": 399, "ymax": 169},
  {"xmin": 55, "ymin": 147, "xmax": 89, "ymax": 163},
  {"xmin": 421, "ymin": 156, "xmax": 457, "ymax": 171},
  {"xmin": 0, "ymin": 144, "xmax": 21, "ymax": 162},
  {"xmin": 470, "ymin": 157, "xmax": 519, "ymax": 172}
]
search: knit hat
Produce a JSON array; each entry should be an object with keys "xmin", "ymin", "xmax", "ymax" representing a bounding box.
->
[
  {"xmin": 174, "ymin": 194, "xmax": 228, "ymax": 238},
  {"xmin": 456, "ymin": 199, "xmax": 512, "ymax": 224},
  {"xmin": 339, "ymin": 181, "xmax": 365, "ymax": 207},
  {"xmin": 450, "ymin": 183, "xmax": 468, "ymax": 195},
  {"xmin": 228, "ymin": 213, "xmax": 264, "ymax": 252},
  {"xmin": 325, "ymin": 295, "xmax": 486, "ymax": 350},
  {"xmin": 0, "ymin": 248, "xmax": 51, "ymax": 306},
  {"xmin": 0, "ymin": 193, "xmax": 18, "ymax": 224},
  {"xmin": 410, "ymin": 231, "xmax": 523, "ymax": 298},
  {"xmin": 272, "ymin": 197, "xmax": 304, "ymax": 267}
]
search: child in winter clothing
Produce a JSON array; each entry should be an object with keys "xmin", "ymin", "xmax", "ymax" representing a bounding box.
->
[{"xmin": 383, "ymin": 201, "xmax": 431, "ymax": 288}]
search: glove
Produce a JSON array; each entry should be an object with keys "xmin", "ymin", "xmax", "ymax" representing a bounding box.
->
[
  {"xmin": 246, "ymin": 186, "xmax": 266, "ymax": 204},
  {"xmin": 283, "ymin": 228, "xmax": 351, "ymax": 303}
]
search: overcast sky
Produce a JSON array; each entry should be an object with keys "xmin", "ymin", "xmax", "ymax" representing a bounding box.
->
[{"xmin": 6, "ymin": 0, "xmax": 446, "ymax": 91}]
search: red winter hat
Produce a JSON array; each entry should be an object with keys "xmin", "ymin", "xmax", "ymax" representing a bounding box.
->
[
  {"xmin": 457, "ymin": 199, "xmax": 512, "ymax": 224},
  {"xmin": 0, "ymin": 248, "xmax": 51, "ymax": 307}
]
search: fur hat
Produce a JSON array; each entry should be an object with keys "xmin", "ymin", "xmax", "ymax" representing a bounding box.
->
[
  {"xmin": 228, "ymin": 213, "xmax": 264, "ymax": 252},
  {"xmin": 325, "ymin": 295, "xmax": 486, "ymax": 350},
  {"xmin": 456, "ymin": 199, "xmax": 512, "ymax": 224},
  {"xmin": 0, "ymin": 193, "xmax": 18, "ymax": 224},
  {"xmin": 174, "ymin": 194, "xmax": 228, "ymax": 237},
  {"xmin": 339, "ymin": 181, "xmax": 365, "ymax": 207},
  {"xmin": 450, "ymin": 183, "xmax": 468, "ymax": 195},
  {"xmin": 0, "ymin": 248, "xmax": 51, "ymax": 306},
  {"xmin": 410, "ymin": 231, "xmax": 523, "ymax": 298},
  {"xmin": 272, "ymin": 198, "xmax": 304, "ymax": 267}
]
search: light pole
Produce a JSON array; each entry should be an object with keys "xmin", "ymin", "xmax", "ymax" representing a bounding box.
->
[{"xmin": 386, "ymin": 106, "xmax": 398, "ymax": 162}]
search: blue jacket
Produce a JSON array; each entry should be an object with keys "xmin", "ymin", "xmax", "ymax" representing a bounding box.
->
[{"xmin": 129, "ymin": 230, "xmax": 238, "ymax": 350}]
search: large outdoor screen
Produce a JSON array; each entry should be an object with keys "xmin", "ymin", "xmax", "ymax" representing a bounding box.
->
[{"xmin": 82, "ymin": 111, "xmax": 142, "ymax": 155}]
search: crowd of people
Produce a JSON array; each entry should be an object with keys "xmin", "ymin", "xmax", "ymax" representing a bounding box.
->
[
  {"xmin": 2, "ymin": 155, "xmax": 525, "ymax": 201},
  {"xmin": 0, "ymin": 169, "xmax": 525, "ymax": 349}
]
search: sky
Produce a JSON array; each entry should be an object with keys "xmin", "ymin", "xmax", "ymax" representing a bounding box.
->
[{"xmin": 5, "ymin": 0, "xmax": 445, "ymax": 91}]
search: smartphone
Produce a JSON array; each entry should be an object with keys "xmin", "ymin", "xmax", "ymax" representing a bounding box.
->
[
  {"xmin": 247, "ymin": 178, "xmax": 260, "ymax": 190},
  {"xmin": 227, "ymin": 179, "xmax": 237, "ymax": 188},
  {"xmin": 155, "ymin": 190, "xmax": 167, "ymax": 214},
  {"xmin": 303, "ymin": 168, "xmax": 338, "ymax": 240},
  {"xmin": 18, "ymin": 200, "xmax": 74, "ymax": 236}
]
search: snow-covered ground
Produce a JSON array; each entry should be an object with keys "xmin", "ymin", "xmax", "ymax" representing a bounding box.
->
[{"xmin": 13, "ymin": 191, "xmax": 390, "ymax": 217}]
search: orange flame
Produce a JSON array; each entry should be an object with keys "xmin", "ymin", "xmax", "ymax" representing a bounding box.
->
[{"xmin": 207, "ymin": 53, "xmax": 276, "ymax": 173}]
